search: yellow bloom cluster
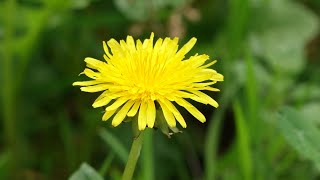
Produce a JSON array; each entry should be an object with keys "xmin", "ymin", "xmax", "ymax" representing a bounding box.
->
[{"xmin": 73, "ymin": 33, "xmax": 223, "ymax": 130}]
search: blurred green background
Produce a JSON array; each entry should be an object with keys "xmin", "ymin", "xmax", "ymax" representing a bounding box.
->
[{"xmin": 1, "ymin": 0, "xmax": 320, "ymax": 179}]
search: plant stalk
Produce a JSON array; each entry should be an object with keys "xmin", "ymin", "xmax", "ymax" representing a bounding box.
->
[
  {"xmin": 2, "ymin": 0, "xmax": 17, "ymax": 177},
  {"xmin": 121, "ymin": 131, "xmax": 144, "ymax": 180}
]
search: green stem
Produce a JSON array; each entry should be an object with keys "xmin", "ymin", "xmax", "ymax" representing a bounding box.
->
[
  {"xmin": 2, "ymin": 0, "xmax": 17, "ymax": 177},
  {"xmin": 121, "ymin": 132, "xmax": 144, "ymax": 180},
  {"xmin": 142, "ymin": 129, "xmax": 154, "ymax": 180},
  {"xmin": 3, "ymin": 0, "xmax": 15, "ymax": 145}
]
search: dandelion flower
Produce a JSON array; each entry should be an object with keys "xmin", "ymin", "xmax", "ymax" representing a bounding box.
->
[{"xmin": 73, "ymin": 33, "xmax": 223, "ymax": 130}]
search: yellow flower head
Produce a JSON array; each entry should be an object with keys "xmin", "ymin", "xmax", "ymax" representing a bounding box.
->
[{"xmin": 73, "ymin": 33, "xmax": 223, "ymax": 130}]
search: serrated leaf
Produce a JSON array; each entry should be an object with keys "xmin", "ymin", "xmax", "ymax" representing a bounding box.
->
[
  {"xmin": 69, "ymin": 163, "xmax": 104, "ymax": 180},
  {"xmin": 278, "ymin": 107, "xmax": 320, "ymax": 170}
]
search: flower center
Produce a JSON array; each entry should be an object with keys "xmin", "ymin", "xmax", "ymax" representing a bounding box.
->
[{"xmin": 129, "ymin": 85, "xmax": 158, "ymax": 101}]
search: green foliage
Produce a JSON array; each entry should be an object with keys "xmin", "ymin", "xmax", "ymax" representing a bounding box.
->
[
  {"xmin": 233, "ymin": 100, "xmax": 252, "ymax": 180},
  {"xmin": 278, "ymin": 107, "xmax": 320, "ymax": 170},
  {"xmin": 69, "ymin": 163, "xmax": 104, "ymax": 180},
  {"xmin": 113, "ymin": 0, "xmax": 188, "ymax": 21},
  {"xmin": 98, "ymin": 128, "xmax": 129, "ymax": 164},
  {"xmin": 250, "ymin": 0, "xmax": 319, "ymax": 74}
]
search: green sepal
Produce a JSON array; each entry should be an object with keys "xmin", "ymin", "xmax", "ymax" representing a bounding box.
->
[
  {"xmin": 132, "ymin": 115, "xmax": 141, "ymax": 139},
  {"xmin": 155, "ymin": 109, "xmax": 182, "ymax": 138},
  {"xmin": 155, "ymin": 109, "xmax": 170, "ymax": 137}
]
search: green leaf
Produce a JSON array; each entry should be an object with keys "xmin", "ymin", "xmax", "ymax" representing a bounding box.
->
[
  {"xmin": 289, "ymin": 84, "xmax": 320, "ymax": 103},
  {"xmin": 113, "ymin": 0, "xmax": 187, "ymax": 21},
  {"xmin": 300, "ymin": 103, "xmax": 320, "ymax": 125},
  {"xmin": 277, "ymin": 107, "xmax": 320, "ymax": 170},
  {"xmin": 69, "ymin": 163, "xmax": 104, "ymax": 180},
  {"xmin": 250, "ymin": 0, "xmax": 319, "ymax": 74},
  {"xmin": 71, "ymin": 0, "xmax": 91, "ymax": 9}
]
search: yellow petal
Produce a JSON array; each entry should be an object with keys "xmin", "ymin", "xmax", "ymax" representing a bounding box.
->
[
  {"xmin": 187, "ymin": 54, "xmax": 209, "ymax": 68},
  {"xmin": 80, "ymin": 84, "xmax": 110, "ymax": 92},
  {"xmin": 92, "ymin": 96, "xmax": 112, "ymax": 108},
  {"xmin": 172, "ymin": 109, "xmax": 186, "ymax": 128},
  {"xmin": 92, "ymin": 91, "xmax": 124, "ymax": 108},
  {"xmin": 73, "ymin": 80, "xmax": 101, "ymax": 86},
  {"xmin": 146, "ymin": 100, "xmax": 156, "ymax": 128},
  {"xmin": 105, "ymin": 97, "xmax": 128, "ymax": 111},
  {"xmin": 84, "ymin": 57, "xmax": 105, "ymax": 70},
  {"xmin": 175, "ymin": 98, "xmax": 206, "ymax": 123},
  {"xmin": 211, "ymin": 73, "xmax": 224, "ymax": 81},
  {"xmin": 174, "ymin": 91, "xmax": 208, "ymax": 105},
  {"xmin": 103, "ymin": 41, "xmax": 113, "ymax": 58},
  {"xmin": 201, "ymin": 60, "xmax": 217, "ymax": 69},
  {"xmin": 112, "ymin": 100, "xmax": 135, "ymax": 127},
  {"xmin": 136, "ymin": 39, "xmax": 143, "ymax": 51},
  {"xmin": 138, "ymin": 102, "xmax": 147, "ymax": 130},
  {"xmin": 159, "ymin": 101, "xmax": 176, "ymax": 127},
  {"xmin": 174, "ymin": 37, "xmax": 197, "ymax": 59},
  {"xmin": 142, "ymin": 39, "xmax": 149, "ymax": 49},
  {"xmin": 148, "ymin": 32, "xmax": 154, "ymax": 49},
  {"xmin": 83, "ymin": 68, "xmax": 101, "ymax": 79},
  {"xmin": 199, "ymin": 87, "xmax": 220, "ymax": 92},
  {"xmin": 190, "ymin": 90, "xmax": 219, "ymax": 108},
  {"xmin": 160, "ymin": 37, "xmax": 178, "ymax": 60},
  {"xmin": 127, "ymin": 101, "xmax": 140, "ymax": 117},
  {"xmin": 159, "ymin": 98, "xmax": 186, "ymax": 128},
  {"xmin": 103, "ymin": 54, "xmax": 112, "ymax": 64},
  {"xmin": 126, "ymin": 35, "xmax": 136, "ymax": 53},
  {"xmin": 93, "ymin": 90, "xmax": 108, "ymax": 101},
  {"xmin": 108, "ymin": 39, "xmax": 123, "ymax": 55},
  {"xmin": 151, "ymin": 38, "xmax": 163, "ymax": 67},
  {"xmin": 102, "ymin": 109, "xmax": 117, "ymax": 121},
  {"xmin": 154, "ymin": 38, "xmax": 163, "ymax": 51},
  {"xmin": 191, "ymin": 82, "xmax": 216, "ymax": 88}
]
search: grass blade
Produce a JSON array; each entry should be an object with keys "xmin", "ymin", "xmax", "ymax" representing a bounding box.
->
[
  {"xmin": 233, "ymin": 100, "xmax": 253, "ymax": 180},
  {"xmin": 98, "ymin": 128, "xmax": 129, "ymax": 164}
]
